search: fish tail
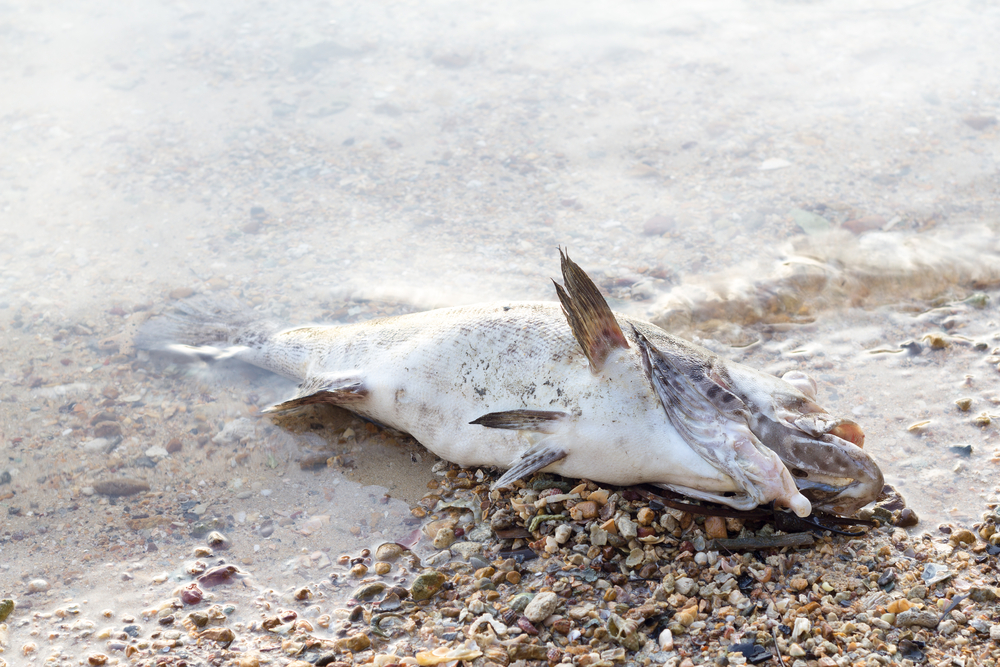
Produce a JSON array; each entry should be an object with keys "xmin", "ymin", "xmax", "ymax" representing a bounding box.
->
[{"xmin": 136, "ymin": 295, "xmax": 278, "ymax": 363}]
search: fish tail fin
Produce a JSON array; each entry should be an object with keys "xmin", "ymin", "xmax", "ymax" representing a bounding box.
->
[{"xmin": 136, "ymin": 295, "xmax": 277, "ymax": 363}]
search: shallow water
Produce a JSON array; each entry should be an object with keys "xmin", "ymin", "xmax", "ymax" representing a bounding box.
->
[{"xmin": 1, "ymin": 0, "xmax": 999, "ymax": 662}]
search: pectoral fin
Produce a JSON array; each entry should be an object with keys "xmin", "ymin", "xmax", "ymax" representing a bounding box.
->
[
  {"xmin": 553, "ymin": 249, "xmax": 629, "ymax": 373},
  {"xmin": 470, "ymin": 409, "xmax": 567, "ymax": 433},
  {"xmin": 491, "ymin": 442, "xmax": 568, "ymax": 490},
  {"xmin": 263, "ymin": 373, "xmax": 367, "ymax": 413}
]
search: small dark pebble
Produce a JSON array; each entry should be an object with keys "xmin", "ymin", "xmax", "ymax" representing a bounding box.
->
[
  {"xmin": 730, "ymin": 642, "xmax": 772, "ymax": 665},
  {"xmin": 963, "ymin": 115, "xmax": 997, "ymax": 131},
  {"xmin": 158, "ymin": 615, "xmax": 175, "ymax": 626},
  {"xmin": 737, "ymin": 573, "xmax": 756, "ymax": 595},
  {"xmin": 949, "ymin": 445, "xmax": 973, "ymax": 457},
  {"xmin": 180, "ymin": 583, "xmax": 204, "ymax": 605},
  {"xmin": 0, "ymin": 471, "xmax": 11, "ymax": 485},
  {"xmin": 895, "ymin": 508, "xmax": 919, "ymax": 528},
  {"xmin": 899, "ymin": 340, "xmax": 922, "ymax": 355},
  {"xmin": 518, "ymin": 616, "xmax": 539, "ymax": 635},
  {"xmin": 122, "ymin": 624, "xmax": 141, "ymax": 637},
  {"xmin": 898, "ymin": 639, "xmax": 926, "ymax": 661},
  {"xmin": 197, "ymin": 565, "xmax": 240, "ymax": 588},
  {"xmin": 93, "ymin": 479, "xmax": 150, "ymax": 497},
  {"xmin": 878, "ymin": 567, "xmax": 897, "ymax": 590},
  {"xmin": 497, "ymin": 547, "xmax": 537, "ymax": 563}
]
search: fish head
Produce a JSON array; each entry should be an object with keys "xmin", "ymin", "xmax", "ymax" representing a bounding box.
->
[{"xmin": 724, "ymin": 365, "xmax": 884, "ymax": 516}]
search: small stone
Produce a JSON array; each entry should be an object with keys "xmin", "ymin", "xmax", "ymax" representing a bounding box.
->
[
  {"xmin": 792, "ymin": 617, "xmax": 811, "ymax": 641},
  {"xmin": 642, "ymin": 215, "xmax": 675, "ymax": 236},
  {"xmin": 843, "ymin": 216, "xmax": 885, "ymax": 235},
  {"xmin": 788, "ymin": 643, "xmax": 807, "ymax": 658},
  {"xmin": 351, "ymin": 582, "xmax": 386, "ymax": 601},
  {"xmin": 523, "ymin": 591, "xmax": 559, "ymax": 623},
  {"xmin": 760, "ymin": 158, "xmax": 792, "ymax": 170},
  {"xmin": 27, "ymin": 579, "xmax": 50, "ymax": 593},
  {"xmin": 93, "ymin": 421, "xmax": 122, "ymax": 438},
  {"xmin": 375, "ymin": 543, "xmax": 404, "ymax": 562},
  {"xmin": 169, "ymin": 287, "xmax": 195, "ymax": 300},
  {"xmin": 675, "ymin": 577, "xmax": 698, "ymax": 596},
  {"xmin": 704, "ymin": 515, "xmax": 727, "ymax": 539},
  {"xmin": 450, "ymin": 541, "xmax": 483, "ymax": 559},
  {"xmin": 675, "ymin": 609, "xmax": 696, "ymax": 626},
  {"xmin": 963, "ymin": 115, "xmax": 997, "ymax": 131},
  {"xmin": 87, "ymin": 654, "xmax": 109, "ymax": 666},
  {"xmin": 179, "ymin": 583, "xmax": 204, "ymax": 605},
  {"xmin": 432, "ymin": 527, "xmax": 456, "ymax": 550},
  {"xmin": 505, "ymin": 571, "xmax": 521, "ymax": 584},
  {"xmin": 590, "ymin": 524, "xmax": 608, "ymax": 546},
  {"xmin": 658, "ymin": 627, "xmax": 674, "ymax": 651},
  {"xmin": 938, "ymin": 619, "xmax": 959, "ymax": 635},
  {"xmin": 200, "ymin": 627, "xmax": 235, "ymax": 643},
  {"xmin": 955, "ymin": 397, "xmax": 973, "ymax": 411},
  {"xmin": 335, "ymin": 633, "xmax": 371, "ymax": 652},
  {"xmin": 950, "ymin": 528, "xmax": 976, "ymax": 545},
  {"xmin": 410, "ymin": 571, "xmax": 446, "ymax": 601},
  {"xmin": 569, "ymin": 500, "xmax": 598, "ymax": 520},
  {"xmin": 990, "ymin": 624, "xmax": 1000, "ymax": 641},
  {"xmin": 895, "ymin": 609, "xmax": 940, "ymax": 628},
  {"xmin": 887, "ymin": 599, "xmax": 910, "ymax": 614},
  {"xmin": 636, "ymin": 507, "xmax": 656, "ymax": 526},
  {"xmin": 206, "ymin": 531, "xmax": 230, "ymax": 550},
  {"xmin": 508, "ymin": 644, "xmax": 548, "ymax": 661},
  {"xmin": 554, "ymin": 524, "xmax": 572, "ymax": 544},
  {"xmin": 968, "ymin": 586, "xmax": 998, "ymax": 603},
  {"xmin": 616, "ymin": 515, "xmax": 638, "ymax": 539},
  {"xmin": 0, "ymin": 599, "xmax": 15, "ymax": 622},
  {"xmin": 374, "ymin": 562, "xmax": 391, "ymax": 575},
  {"xmin": 789, "ymin": 577, "xmax": 809, "ymax": 592}
]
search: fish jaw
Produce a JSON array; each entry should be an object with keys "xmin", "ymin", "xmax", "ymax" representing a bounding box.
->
[
  {"xmin": 724, "ymin": 365, "xmax": 884, "ymax": 515},
  {"xmin": 752, "ymin": 414, "xmax": 883, "ymax": 516}
]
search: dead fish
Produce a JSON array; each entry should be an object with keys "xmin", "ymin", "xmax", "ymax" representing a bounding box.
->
[{"xmin": 138, "ymin": 251, "xmax": 882, "ymax": 517}]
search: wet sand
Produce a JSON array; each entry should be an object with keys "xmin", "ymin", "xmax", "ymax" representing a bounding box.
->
[{"xmin": 2, "ymin": 0, "xmax": 1000, "ymax": 664}]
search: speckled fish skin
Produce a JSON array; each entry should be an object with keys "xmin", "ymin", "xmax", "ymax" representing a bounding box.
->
[{"xmin": 142, "ymin": 259, "xmax": 883, "ymax": 518}]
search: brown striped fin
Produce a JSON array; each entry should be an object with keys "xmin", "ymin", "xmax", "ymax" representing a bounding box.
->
[
  {"xmin": 470, "ymin": 409, "xmax": 567, "ymax": 433},
  {"xmin": 553, "ymin": 249, "xmax": 629, "ymax": 373},
  {"xmin": 263, "ymin": 373, "xmax": 367, "ymax": 413}
]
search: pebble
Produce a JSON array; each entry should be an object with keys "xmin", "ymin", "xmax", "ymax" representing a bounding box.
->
[
  {"xmin": 27, "ymin": 579, "xmax": 50, "ymax": 593},
  {"xmin": 523, "ymin": 591, "xmax": 559, "ymax": 623},
  {"xmin": 896, "ymin": 610, "xmax": 940, "ymax": 628},
  {"xmin": 410, "ymin": 571, "xmax": 445, "ymax": 601},
  {"xmin": 642, "ymin": 215, "xmax": 675, "ymax": 236}
]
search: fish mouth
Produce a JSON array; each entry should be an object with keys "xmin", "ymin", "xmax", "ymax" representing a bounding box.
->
[{"xmin": 752, "ymin": 413, "xmax": 884, "ymax": 516}]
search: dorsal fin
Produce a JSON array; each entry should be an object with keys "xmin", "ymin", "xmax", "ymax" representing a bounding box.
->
[{"xmin": 553, "ymin": 249, "xmax": 629, "ymax": 373}]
